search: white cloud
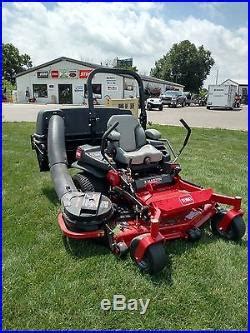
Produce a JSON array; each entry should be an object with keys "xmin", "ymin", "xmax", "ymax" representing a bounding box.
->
[{"xmin": 2, "ymin": 2, "xmax": 248, "ymax": 88}]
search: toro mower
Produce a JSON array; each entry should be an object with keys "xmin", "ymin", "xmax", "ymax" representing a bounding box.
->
[{"xmin": 31, "ymin": 68, "xmax": 245, "ymax": 274}]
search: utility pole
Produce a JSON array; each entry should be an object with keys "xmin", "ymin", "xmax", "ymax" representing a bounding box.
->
[{"xmin": 215, "ymin": 68, "xmax": 219, "ymax": 84}]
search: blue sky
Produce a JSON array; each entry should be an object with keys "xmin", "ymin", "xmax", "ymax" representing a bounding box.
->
[
  {"xmin": 40, "ymin": 2, "xmax": 248, "ymax": 29},
  {"xmin": 162, "ymin": 2, "xmax": 248, "ymax": 29},
  {"xmin": 3, "ymin": 2, "xmax": 248, "ymax": 86}
]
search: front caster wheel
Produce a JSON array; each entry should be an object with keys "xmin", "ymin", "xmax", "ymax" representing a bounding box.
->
[
  {"xmin": 211, "ymin": 212, "xmax": 246, "ymax": 241},
  {"xmin": 130, "ymin": 236, "xmax": 167, "ymax": 274},
  {"xmin": 187, "ymin": 227, "xmax": 202, "ymax": 242},
  {"xmin": 113, "ymin": 241, "xmax": 129, "ymax": 258}
]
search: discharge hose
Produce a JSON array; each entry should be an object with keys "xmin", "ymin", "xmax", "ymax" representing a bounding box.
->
[{"xmin": 47, "ymin": 114, "xmax": 77, "ymax": 201}]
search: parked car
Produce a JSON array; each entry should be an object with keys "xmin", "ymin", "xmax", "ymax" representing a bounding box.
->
[
  {"xmin": 160, "ymin": 90, "xmax": 186, "ymax": 107},
  {"xmin": 186, "ymin": 93, "xmax": 200, "ymax": 106},
  {"xmin": 184, "ymin": 92, "xmax": 207, "ymax": 107},
  {"xmin": 184, "ymin": 92, "xmax": 192, "ymax": 106},
  {"xmin": 146, "ymin": 97, "xmax": 163, "ymax": 110},
  {"xmin": 199, "ymin": 95, "xmax": 207, "ymax": 106}
]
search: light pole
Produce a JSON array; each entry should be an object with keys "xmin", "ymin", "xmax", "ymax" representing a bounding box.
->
[{"xmin": 213, "ymin": 65, "xmax": 220, "ymax": 85}]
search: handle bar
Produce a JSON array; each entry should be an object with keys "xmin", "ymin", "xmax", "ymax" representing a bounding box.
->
[
  {"xmin": 179, "ymin": 118, "xmax": 191, "ymax": 148},
  {"xmin": 86, "ymin": 67, "xmax": 147, "ymax": 129}
]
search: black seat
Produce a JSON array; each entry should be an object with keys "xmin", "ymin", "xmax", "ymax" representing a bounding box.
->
[{"xmin": 107, "ymin": 115, "xmax": 163, "ymax": 165}]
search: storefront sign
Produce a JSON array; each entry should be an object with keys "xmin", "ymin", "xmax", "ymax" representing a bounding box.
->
[
  {"xmin": 51, "ymin": 70, "xmax": 59, "ymax": 78},
  {"xmin": 106, "ymin": 76, "xmax": 118, "ymax": 91},
  {"xmin": 107, "ymin": 86, "xmax": 118, "ymax": 91},
  {"xmin": 74, "ymin": 85, "xmax": 84, "ymax": 92},
  {"xmin": 60, "ymin": 69, "xmax": 69, "ymax": 79},
  {"xmin": 79, "ymin": 69, "xmax": 92, "ymax": 79},
  {"xmin": 106, "ymin": 76, "xmax": 116, "ymax": 85},
  {"xmin": 69, "ymin": 70, "xmax": 77, "ymax": 78},
  {"xmin": 37, "ymin": 71, "xmax": 49, "ymax": 78}
]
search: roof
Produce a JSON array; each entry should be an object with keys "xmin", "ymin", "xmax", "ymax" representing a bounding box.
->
[
  {"xmin": 221, "ymin": 78, "xmax": 248, "ymax": 86},
  {"xmin": 140, "ymin": 74, "xmax": 184, "ymax": 87},
  {"xmin": 16, "ymin": 56, "xmax": 103, "ymax": 77},
  {"xmin": 16, "ymin": 56, "xmax": 184, "ymax": 87},
  {"xmin": 232, "ymin": 79, "xmax": 248, "ymax": 86}
]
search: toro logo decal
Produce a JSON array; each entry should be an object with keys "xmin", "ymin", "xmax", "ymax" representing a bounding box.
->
[
  {"xmin": 144, "ymin": 177, "xmax": 161, "ymax": 185},
  {"xmin": 179, "ymin": 195, "xmax": 194, "ymax": 206}
]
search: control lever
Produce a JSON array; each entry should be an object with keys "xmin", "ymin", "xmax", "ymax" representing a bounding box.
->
[
  {"xmin": 172, "ymin": 119, "xmax": 192, "ymax": 162},
  {"xmin": 100, "ymin": 122, "xmax": 119, "ymax": 170}
]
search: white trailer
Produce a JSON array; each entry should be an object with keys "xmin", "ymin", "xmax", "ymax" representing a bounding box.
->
[{"xmin": 207, "ymin": 85, "xmax": 237, "ymax": 110}]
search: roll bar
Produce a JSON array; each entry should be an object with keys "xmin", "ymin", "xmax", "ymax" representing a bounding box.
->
[{"xmin": 86, "ymin": 68, "xmax": 147, "ymax": 129}]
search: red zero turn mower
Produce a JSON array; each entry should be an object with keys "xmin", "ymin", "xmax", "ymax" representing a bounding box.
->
[{"xmin": 31, "ymin": 68, "xmax": 245, "ymax": 274}]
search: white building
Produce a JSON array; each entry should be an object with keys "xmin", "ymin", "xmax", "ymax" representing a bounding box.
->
[
  {"xmin": 221, "ymin": 79, "xmax": 248, "ymax": 103},
  {"xmin": 16, "ymin": 57, "xmax": 184, "ymax": 104}
]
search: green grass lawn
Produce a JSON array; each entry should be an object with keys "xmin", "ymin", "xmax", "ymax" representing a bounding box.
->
[{"xmin": 3, "ymin": 122, "xmax": 247, "ymax": 330}]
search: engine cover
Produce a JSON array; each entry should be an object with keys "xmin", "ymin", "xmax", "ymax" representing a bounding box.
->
[{"xmin": 61, "ymin": 191, "xmax": 114, "ymax": 231}]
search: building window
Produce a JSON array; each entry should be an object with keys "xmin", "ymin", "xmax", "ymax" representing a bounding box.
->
[
  {"xmin": 242, "ymin": 88, "xmax": 247, "ymax": 96},
  {"xmin": 84, "ymin": 84, "xmax": 102, "ymax": 99},
  {"xmin": 124, "ymin": 79, "xmax": 133, "ymax": 91},
  {"xmin": 33, "ymin": 84, "xmax": 48, "ymax": 98}
]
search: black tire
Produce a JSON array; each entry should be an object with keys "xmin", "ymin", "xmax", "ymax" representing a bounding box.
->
[
  {"xmin": 147, "ymin": 103, "xmax": 152, "ymax": 111},
  {"xmin": 182, "ymin": 101, "xmax": 186, "ymax": 107},
  {"xmin": 187, "ymin": 227, "xmax": 202, "ymax": 242},
  {"xmin": 130, "ymin": 236, "xmax": 167, "ymax": 274},
  {"xmin": 211, "ymin": 211, "xmax": 246, "ymax": 241},
  {"xmin": 206, "ymin": 106, "xmax": 211, "ymax": 110},
  {"xmin": 72, "ymin": 173, "xmax": 106, "ymax": 193},
  {"xmin": 159, "ymin": 105, "xmax": 163, "ymax": 111}
]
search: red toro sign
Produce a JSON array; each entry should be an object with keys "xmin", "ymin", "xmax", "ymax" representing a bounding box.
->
[
  {"xmin": 179, "ymin": 195, "xmax": 194, "ymax": 206},
  {"xmin": 51, "ymin": 70, "xmax": 59, "ymax": 78},
  {"xmin": 79, "ymin": 69, "xmax": 92, "ymax": 79}
]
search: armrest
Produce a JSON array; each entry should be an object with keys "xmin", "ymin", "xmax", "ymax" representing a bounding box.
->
[
  {"xmin": 145, "ymin": 129, "xmax": 161, "ymax": 140},
  {"xmin": 147, "ymin": 139, "xmax": 165, "ymax": 147},
  {"xmin": 107, "ymin": 130, "xmax": 120, "ymax": 142}
]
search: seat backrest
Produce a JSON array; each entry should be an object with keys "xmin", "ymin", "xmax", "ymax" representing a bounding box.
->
[{"xmin": 107, "ymin": 115, "xmax": 146, "ymax": 152}]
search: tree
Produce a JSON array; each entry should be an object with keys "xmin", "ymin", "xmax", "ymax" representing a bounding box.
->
[
  {"xmin": 199, "ymin": 87, "xmax": 208, "ymax": 98},
  {"xmin": 3, "ymin": 79, "xmax": 16, "ymax": 92},
  {"xmin": 3, "ymin": 43, "xmax": 32, "ymax": 84},
  {"xmin": 150, "ymin": 40, "xmax": 214, "ymax": 93}
]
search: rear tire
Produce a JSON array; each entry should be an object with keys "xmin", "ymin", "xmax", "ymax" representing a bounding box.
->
[{"xmin": 206, "ymin": 106, "xmax": 211, "ymax": 110}]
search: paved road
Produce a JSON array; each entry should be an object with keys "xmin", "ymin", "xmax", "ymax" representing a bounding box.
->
[
  {"xmin": 2, "ymin": 103, "xmax": 248, "ymax": 130},
  {"xmin": 147, "ymin": 105, "xmax": 247, "ymax": 131}
]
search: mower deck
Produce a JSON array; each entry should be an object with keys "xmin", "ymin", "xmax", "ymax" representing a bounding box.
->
[{"xmin": 58, "ymin": 177, "xmax": 243, "ymax": 252}]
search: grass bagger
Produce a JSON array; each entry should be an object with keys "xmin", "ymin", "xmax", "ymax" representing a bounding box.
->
[{"xmin": 31, "ymin": 68, "xmax": 246, "ymax": 274}]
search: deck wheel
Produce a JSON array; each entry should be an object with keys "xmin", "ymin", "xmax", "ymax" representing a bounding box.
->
[
  {"xmin": 211, "ymin": 210, "xmax": 246, "ymax": 241},
  {"xmin": 130, "ymin": 236, "xmax": 167, "ymax": 274}
]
